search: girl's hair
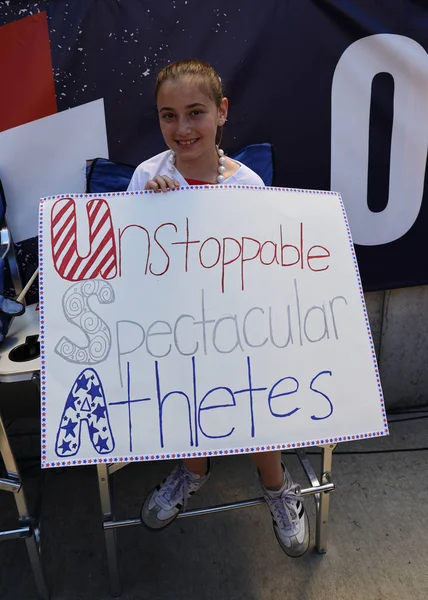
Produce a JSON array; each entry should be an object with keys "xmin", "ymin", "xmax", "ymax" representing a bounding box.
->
[{"xmin": 155, "ymin": 58, "xmax": 224, "ymax": 107}]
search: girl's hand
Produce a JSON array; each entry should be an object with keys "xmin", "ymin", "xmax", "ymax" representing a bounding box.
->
[{"xmin": 144, "ymin": 175, "xmax": 180, "ymax": 193}]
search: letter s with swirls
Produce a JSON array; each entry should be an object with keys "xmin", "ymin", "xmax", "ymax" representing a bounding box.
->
[{"xmin": 55, "ymin": 280, "xmax": 115, "ymax": 364}]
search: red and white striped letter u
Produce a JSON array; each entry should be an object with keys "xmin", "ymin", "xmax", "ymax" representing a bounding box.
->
[{"xmin": 51, "ymin": 198, "xmax": 118, "ymax": 281}]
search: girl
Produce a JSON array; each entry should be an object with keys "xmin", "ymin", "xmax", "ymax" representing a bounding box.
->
[{"xmin": 127, "ymin": 58, "xmax": 309, "ymax": 558}]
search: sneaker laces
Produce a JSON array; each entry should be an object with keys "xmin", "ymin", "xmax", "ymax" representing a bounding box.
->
[
  {"xmin": 267, "ymin": 483, "xmax": 302, "ymax": 534},
  {"xmin": 157, "ymin": 464, "xmax": 199, "ymax": 511}
]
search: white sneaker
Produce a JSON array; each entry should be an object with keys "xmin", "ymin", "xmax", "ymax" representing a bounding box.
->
[
  {"xmin": 262, "ymin": 464, "xmax": 310, "ymax": 557},
  {"xmin": 141, "ymin": 461, "xmax": 211, "ymax": 530}
]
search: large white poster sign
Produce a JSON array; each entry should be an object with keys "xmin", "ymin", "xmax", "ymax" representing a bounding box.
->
[{"xmin": 39, "ymin": 187, "xmax": 387, "ymax": 468}]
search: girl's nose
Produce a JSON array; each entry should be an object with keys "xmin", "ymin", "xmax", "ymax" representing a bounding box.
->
[{"xmin": 176, "ymin": 117, "xmax": 191, "ymax": 135}]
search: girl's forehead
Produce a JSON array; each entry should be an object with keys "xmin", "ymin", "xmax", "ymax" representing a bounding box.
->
[{"xmin": 157, "ymin": 77, "xmax": 214, "ymax": 106}]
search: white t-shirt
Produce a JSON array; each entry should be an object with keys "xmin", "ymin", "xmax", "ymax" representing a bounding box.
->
[{"xmin": 127, "ymin": 150, "xmax": 265, "ymax": 191}]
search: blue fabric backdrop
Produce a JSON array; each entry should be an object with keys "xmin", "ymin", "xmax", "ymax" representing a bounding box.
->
[{"xmin": 1, "ymin": 0, "xmax": 428, "ymax": 295}]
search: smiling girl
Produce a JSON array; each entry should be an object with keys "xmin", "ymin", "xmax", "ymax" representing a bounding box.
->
[{"xmin": 127, "ymin": 58, "xmax": 309, "ymax": 558}]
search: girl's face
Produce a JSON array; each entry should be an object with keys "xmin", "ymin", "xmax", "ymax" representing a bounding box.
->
[{"xmin": 156, "ymin": 76, "xmax": 228, "ymax": 163}]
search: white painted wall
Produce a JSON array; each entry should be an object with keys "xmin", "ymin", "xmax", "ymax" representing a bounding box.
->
[{"xmin": 366, "ymin": 287, "xmax": 428, "ymax": 409}]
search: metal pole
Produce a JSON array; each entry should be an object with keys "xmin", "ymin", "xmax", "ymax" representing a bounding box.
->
[
  {"xmin": 317, "ymin": 444, "xmax": 336, "ymax": 553},
  {"xmin": 97, "ymin": 464, "xmax": 122, "ymax": 597},
  {"xmin": 102, "ymin": 481, "xmax": 335, "ymax": 530}
]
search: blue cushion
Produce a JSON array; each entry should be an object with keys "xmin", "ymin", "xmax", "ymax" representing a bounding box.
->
[
  {"xmin": 86, "ymin": 143, "xmax": 274, "ymax": 193},
  {"xmin": 86, "ymin": 158, "xmax": 135, "ymax": 194},
  {"xmin": 230, "ymin": 143, "xmax": 273, "ymax": 186}
]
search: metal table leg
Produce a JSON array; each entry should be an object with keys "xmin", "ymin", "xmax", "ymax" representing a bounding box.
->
[
  {"xmin": 97, "ymin": 464, "xmax": 121, "ymax": 597},
  {"xmin": 316, "ymin": 444, "xmax": 336, "ymax": 553},
  {"xmin": 0, "ymin": 411, "xmax": 48, "ymax": 599},
  {"xmin": 295, "ymin": 443, "xmax": 336, "ymax": 553}
]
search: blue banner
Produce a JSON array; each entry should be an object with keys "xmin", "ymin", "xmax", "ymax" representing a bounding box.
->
[{"xmin": 1, "ymin": 0, "xmax": 428, "ymax": 296}]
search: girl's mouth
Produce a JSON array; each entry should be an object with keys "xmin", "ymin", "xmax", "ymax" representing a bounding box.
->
[{"xmin": 176, "ymin": 138, "xmax": 199, "ymax": 146}]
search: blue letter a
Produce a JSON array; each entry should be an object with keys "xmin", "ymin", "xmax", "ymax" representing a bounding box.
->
[{"xmin": 55, "ymin": 368, "xmax": 115, "ymax": 457}]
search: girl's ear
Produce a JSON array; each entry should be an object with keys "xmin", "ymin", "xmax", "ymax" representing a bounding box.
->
[{"xmin": 218, "ymin": 97, "xmax": 229, "ymax": 126}]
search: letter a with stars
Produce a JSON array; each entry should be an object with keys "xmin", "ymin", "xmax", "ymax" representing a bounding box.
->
[{"xmin": 55, "ymin": 368, "xmax": 115, "ymax": 457}]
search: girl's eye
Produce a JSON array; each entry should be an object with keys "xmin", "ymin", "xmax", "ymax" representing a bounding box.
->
[
  {"xmin": 190, "ymin": 110, "xmax": 203, "ymax": 117},
  {"xmin": 162, "ymin": 113, "xmax": 175, "ymax": 121}
]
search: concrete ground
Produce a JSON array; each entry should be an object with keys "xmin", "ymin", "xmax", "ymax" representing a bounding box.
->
[{"xmin": 1, "ymin": 400, "xmax": 428, "ymax": 600}]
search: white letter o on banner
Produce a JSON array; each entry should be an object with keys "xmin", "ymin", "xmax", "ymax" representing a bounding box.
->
[{"xmin": 331, "ymin": 34, "xmax": 428, "ymax": 246}]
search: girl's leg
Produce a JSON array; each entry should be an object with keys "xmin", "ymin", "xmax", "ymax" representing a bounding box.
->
[
  {"xmin": 183, "ymin": 457, "xmax": 208, "ymax": 476},
  {"xmin": 252, "ymin": 450, "xmax": 310, "ymax": 557},
  {"xmin": 251, "ymin": 450, "xmax": 283, "ymax": 489},
  {"xmin": 141, "ymin": 457, "xmax": 211, "ymax": 529}
]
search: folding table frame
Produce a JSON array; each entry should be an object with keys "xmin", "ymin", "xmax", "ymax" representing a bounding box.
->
[
  {"xmin": 0, "ymin": 203, "xmax": 48, "ymax": 599},
  {"xmin": 0, "ymin": 374, "xmax": 48, "ymax": 600}
]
